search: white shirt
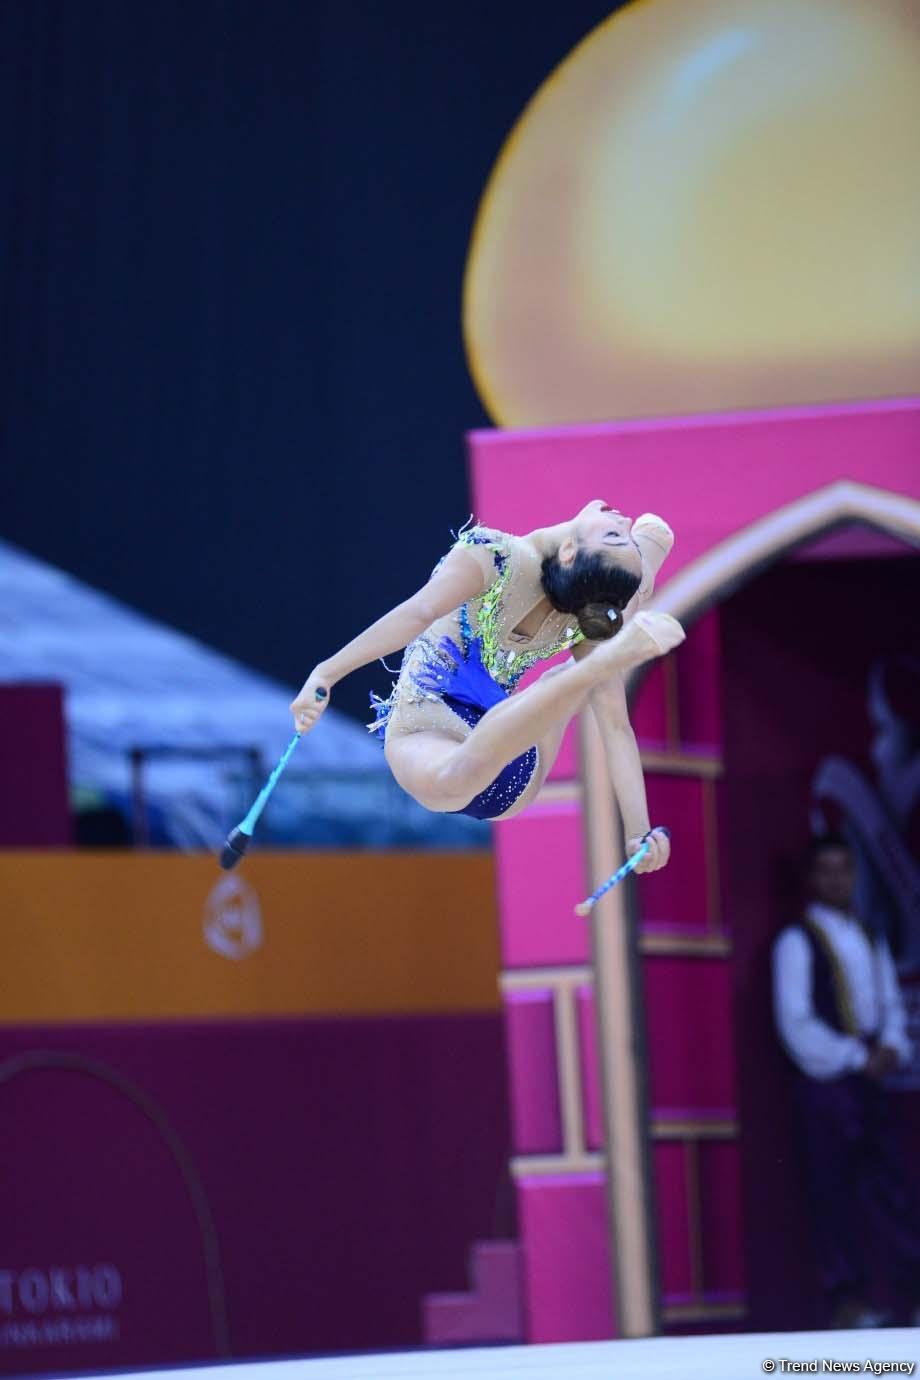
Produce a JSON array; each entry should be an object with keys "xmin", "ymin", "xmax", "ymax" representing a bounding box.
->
[{"xmin": 772, "ymin": 902, "xmax": 913, "ymax": 1080}]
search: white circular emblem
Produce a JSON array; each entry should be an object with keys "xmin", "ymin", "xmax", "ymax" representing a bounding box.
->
[{"xmin": 203, "ymin": 875, "xmax": 263, "ymax": 960}]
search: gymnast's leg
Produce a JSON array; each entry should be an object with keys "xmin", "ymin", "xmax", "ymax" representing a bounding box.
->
[
  {"xmin": 386, "ymin": 611, "xmax": 682, "ymax": 811},
  {"xmin": 496, "ymin": 663, "xmax": 591, "ymax": 817}
]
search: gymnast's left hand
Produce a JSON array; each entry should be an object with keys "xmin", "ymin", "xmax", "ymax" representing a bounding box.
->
[
  {"xmin": 627, "ymin": 827, "xmax": 670, "ymax": 873},
  {"xmin": 290, "ymin": 666, "xmax": 332, "ymax": 734}
]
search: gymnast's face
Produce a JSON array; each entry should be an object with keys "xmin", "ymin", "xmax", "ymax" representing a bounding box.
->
[{"xmin": 571, "ymin": 499, "xmax": 643, "ymax": 577}]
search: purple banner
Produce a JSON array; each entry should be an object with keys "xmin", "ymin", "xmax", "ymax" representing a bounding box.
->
[{"xmin": 0, "ymin": 1015, "xmax": 509, "ymax": 1372}]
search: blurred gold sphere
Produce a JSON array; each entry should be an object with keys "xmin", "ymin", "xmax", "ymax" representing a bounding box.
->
[{"xmin": 463, "ymin": 0, "xmax": 920, "ymax": 427}]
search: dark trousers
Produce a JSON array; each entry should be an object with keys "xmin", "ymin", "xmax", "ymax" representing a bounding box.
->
[{"xmin": 796, "ymin": 1071, "xmax": 920, "ymax": 1313}]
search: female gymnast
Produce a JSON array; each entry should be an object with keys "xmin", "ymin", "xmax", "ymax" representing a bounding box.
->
[{"xmin": 290, "ymin": 501, "xmax": 684, "ymax": 873}]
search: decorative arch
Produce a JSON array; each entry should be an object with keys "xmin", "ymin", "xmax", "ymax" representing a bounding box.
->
[
  {"xmin": 468, "ymin": 399, "xmax": 920, "ymax": 1344},
  {"xmin": 655, "ymin": 480, "xmax": 920, "ymax": 627},
  {"xmin": 593, "ymin": 479, "xmax": 920, "ymax": 1335}
]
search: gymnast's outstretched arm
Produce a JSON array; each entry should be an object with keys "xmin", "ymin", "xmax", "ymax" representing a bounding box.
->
[
  {"xmin": 290, "ymin": 547, "xmax": 488, "ymax": 731},
  {"xmin": 575, "ymin": 647, "xmax": 670, "ymax": 874}
]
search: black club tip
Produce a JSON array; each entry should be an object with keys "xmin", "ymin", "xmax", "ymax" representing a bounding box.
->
[{"xmin": 218, "ymin": 826, "xmax": 251, "ymax": 870}]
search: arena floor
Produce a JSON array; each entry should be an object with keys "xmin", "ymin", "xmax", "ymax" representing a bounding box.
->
[{"xmin": 95, "ymin": 1328, "xmax": 919, "ymax": 1380}]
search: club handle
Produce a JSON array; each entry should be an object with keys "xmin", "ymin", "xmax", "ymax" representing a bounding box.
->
[{"xmin": 240, "ymin": 732, "xmax": 301, "ymax": 835}]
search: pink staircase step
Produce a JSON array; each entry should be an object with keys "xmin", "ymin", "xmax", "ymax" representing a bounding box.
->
[{"xmin": 422, "ymin": 1240, "xmax": 524, "ymax": 1346}]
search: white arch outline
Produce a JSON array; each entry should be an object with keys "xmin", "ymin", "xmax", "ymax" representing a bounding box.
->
[{"xmin": 656, "ymin": 480, "xmax": 920, "ymax": 625}]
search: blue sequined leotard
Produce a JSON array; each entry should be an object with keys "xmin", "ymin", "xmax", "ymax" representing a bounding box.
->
[{"xmin": 368, "ymin": 524, "xmax": 584, "ymax": 821}]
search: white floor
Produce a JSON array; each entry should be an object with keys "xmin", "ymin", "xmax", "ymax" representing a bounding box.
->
[{"xmin": 97, "ymin": 1329, "xmax": 919, "ymax": 1380}]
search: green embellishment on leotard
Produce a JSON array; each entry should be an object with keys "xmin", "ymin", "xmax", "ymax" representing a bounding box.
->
[{"xmin": 456, "ymin": 525, "xmax": 583, "ymax": 689}]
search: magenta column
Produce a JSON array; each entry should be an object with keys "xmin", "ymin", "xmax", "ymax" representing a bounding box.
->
[{"xmin": 495, "ymin": 714, "xmax": 617, "ymax": 1342}]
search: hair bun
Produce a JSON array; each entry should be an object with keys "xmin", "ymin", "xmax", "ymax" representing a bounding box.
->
[{"xmin": 577, "ymin": 602, "xmax": 622, "ymax": 641}]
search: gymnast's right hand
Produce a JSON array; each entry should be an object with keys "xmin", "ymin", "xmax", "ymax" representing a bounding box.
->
[{"xmin": 290, "ymin": 667, "xmax": 331, "ymax": 734}]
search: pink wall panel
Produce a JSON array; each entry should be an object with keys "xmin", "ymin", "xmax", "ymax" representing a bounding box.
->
[
  {"xmin": 699, "ymin": 1141, "xmax": 747, "ymax": 1296},
  {"xmin": 638, "ymin": 777, "xmax": 709, "ymax": 931},
  {"xmin": 576, "ymin": 985, "xmax": 603, "ymax": 1153},
  {"xmin": 494, "ymin": 802, "xmax": 590, "ymax": 969},
  {"xmin": 517, "ymin": 1177, "xmax": 615, "ymax": 1342},
  {"xmin": 645, "ymin": 958, "xmax": 737, "ymax": 1114},
  {"xmin": 505, "ymin": 991, "xmax": 563, "ymax": 1155},
  {"xmin": 653, "ymin": 1143, "xmax": 693, "ymax": 1300},
  {"xmin": 468, "ymin": 402, "xmax": 920, "ymax": 580},
  {"xmin": 630, "ymin": 662, "xmax": 671, "ymax": 751},
  {"xmin": 675, "ymin": 610, "xmax": 723, "ymax": 753}
]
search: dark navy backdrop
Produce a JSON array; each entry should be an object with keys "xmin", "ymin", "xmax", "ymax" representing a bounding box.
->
[{"xmin": 1, "ymin": 0, "xmax": 623, "ymax": 719}]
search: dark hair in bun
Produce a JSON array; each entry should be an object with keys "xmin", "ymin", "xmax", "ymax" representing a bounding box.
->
[{"xmin": 541, "ymin": 548, "xmax": 642, "ymax": 641}]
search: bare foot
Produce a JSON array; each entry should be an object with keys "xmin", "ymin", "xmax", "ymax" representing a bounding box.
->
[
  {"xmin": 594, "ymin": 611, "xmax": 685, "ymax": 672},
  {"xmin": 632, "ymin": 611, "xmax": 686, "ymax": 656}
]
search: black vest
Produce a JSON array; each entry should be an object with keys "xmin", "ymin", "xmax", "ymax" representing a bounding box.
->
[{"xmin": 794, "ymin": 916, "xmax": 859, "ymax": 1037}]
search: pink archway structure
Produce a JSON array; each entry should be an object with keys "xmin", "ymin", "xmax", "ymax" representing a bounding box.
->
[{"xmin": 467, "ymin": 397, "xmax": 920, "ymax": 1343}]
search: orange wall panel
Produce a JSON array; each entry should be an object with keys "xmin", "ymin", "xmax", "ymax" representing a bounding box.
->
[{"xmin": 0, "ymin": 851, "xmax": 500, "ymax": 1023}]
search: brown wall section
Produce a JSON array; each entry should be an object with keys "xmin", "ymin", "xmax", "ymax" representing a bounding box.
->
[{"xmin": 0, "ymin": 851, "xmax": 500, "ymax": 1023}]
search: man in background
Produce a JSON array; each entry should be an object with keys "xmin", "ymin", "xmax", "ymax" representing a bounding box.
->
[{"xmin": 773, "ymin": 834, "xmax": 920, "ymax": 1327}]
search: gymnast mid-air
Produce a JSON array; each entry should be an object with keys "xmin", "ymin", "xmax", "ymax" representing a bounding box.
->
[{"xmin": 288, "ymin": 500, "xmax": 684, "ymax": 881}]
